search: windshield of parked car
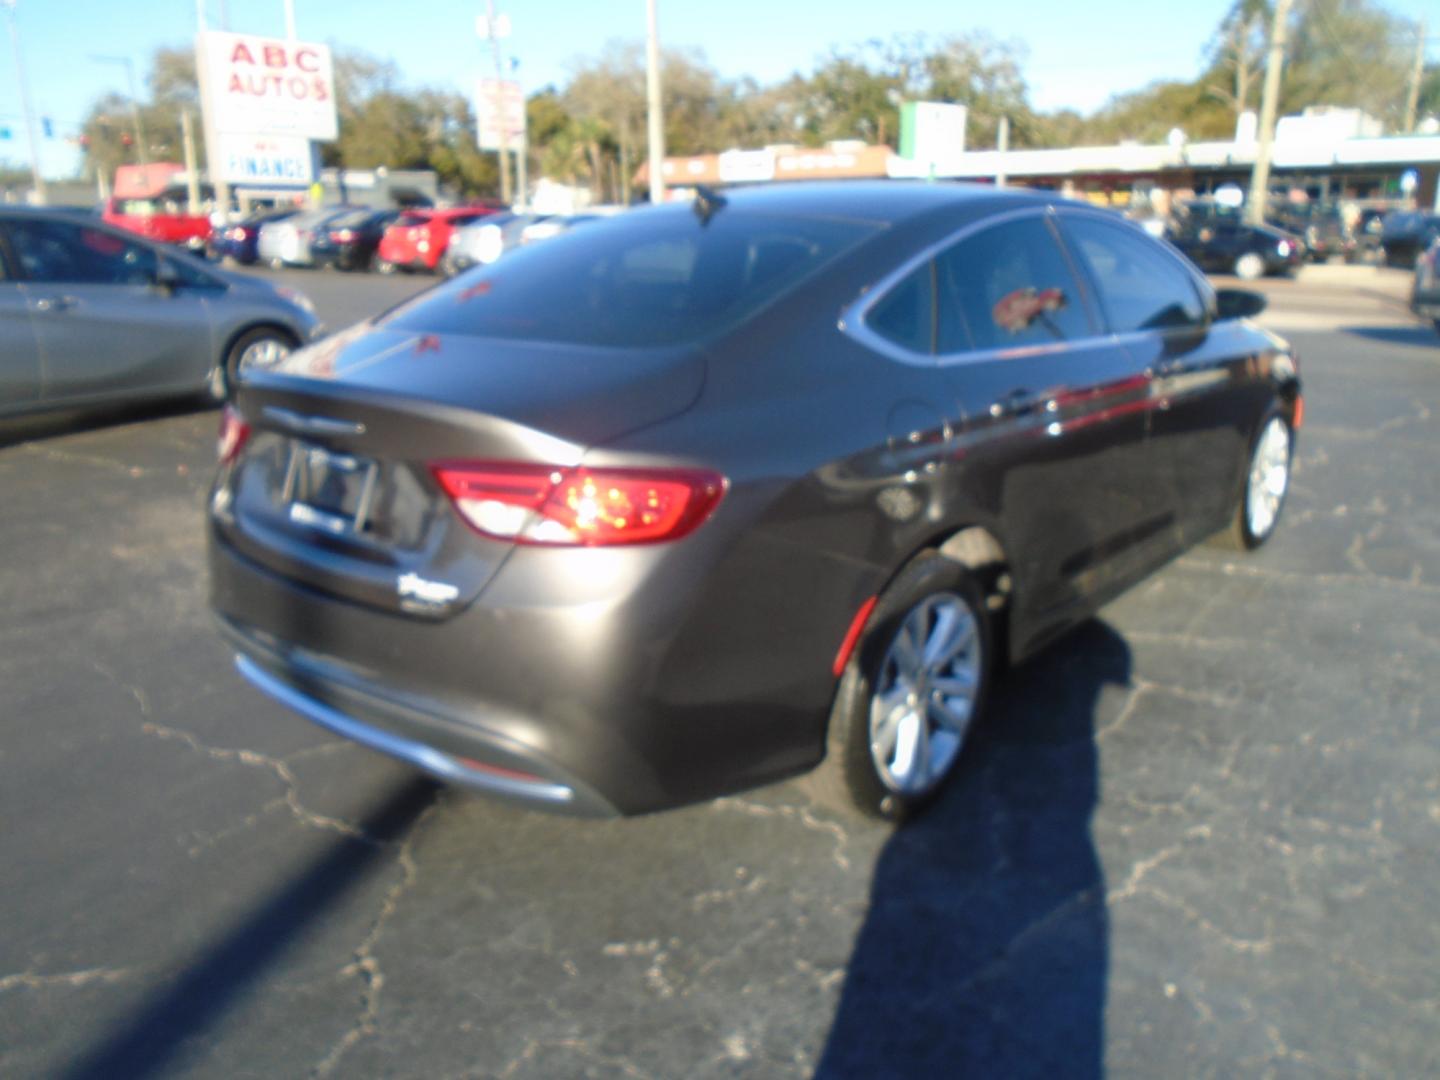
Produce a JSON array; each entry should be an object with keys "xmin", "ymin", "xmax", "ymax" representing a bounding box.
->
[{"xmin": 379, "ymin": 206, "xmax": 879, "ymax": 348}]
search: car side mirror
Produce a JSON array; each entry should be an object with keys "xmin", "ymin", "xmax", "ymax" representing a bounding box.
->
[
  {"xmin": 1215, "ymin": 288, "xmax": 1266, "ymax": 320},
  {"xmin": 151, "ymin": 260, "xmax": 180, "ymax": 295}
]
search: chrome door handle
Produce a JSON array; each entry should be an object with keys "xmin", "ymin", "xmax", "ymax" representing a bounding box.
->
[
  {"xmin": 32, "ymin": 295, "xmax": 78, "ymax": 313},
  {"xmin": 989, "ymin": 388, "xmax": 1042, "ymax": 417}
]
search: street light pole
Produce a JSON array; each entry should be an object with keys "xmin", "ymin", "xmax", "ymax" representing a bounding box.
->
[
  {"xmin": 1245, "ymin": 0, "xmax": 1293, "ymax": 226},
  {"xmin": 283, "ymin": 0, "xmax": 296, "ymax": 39},
  {"xmin": 645, "ymin": 0, "xmax": 665, "ymax": 204},
  {"xmin": 2, "ymin": 0, "xmax": 48, "ymax": 204}
]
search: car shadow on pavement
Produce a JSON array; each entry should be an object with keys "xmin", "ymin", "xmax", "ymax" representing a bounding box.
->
[
  {"xmin": 0, "ymin": 396, "xmax": 218, "ymax": 450},
  {"xmin": 61, "ymin": 777, "xmax": 439, "ymax": 1080},
  {"xmin": 1343, "ymin": 325, "xmax": 1440, "ymax": 349},
  {"xmin": 816, "ymin": 619, "xmax": 1129, "ymax": 1079}
]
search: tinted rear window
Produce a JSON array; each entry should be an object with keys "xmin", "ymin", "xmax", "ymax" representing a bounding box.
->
[
  {"xmin": 398, "ymin": 212, "xmax": 431, "ymax": 227},
  {"xmin": 380, "ymin": 207, "xmax": 878, "ymax": 348}
]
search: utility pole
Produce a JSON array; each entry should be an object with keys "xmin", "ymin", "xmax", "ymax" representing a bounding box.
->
[
  {"xmin": 2, "ymin": 0, "xmax": 47, "ymax": 204},
  {"xmin": 484, "ymin": 0, "xmax": 511, "ymax": 204},
  {"xmin": 645, "ymin": 0, "xmax": 665, "ymax": 204},
  {"xmin": 995, "ymin": 116, "xmax": 1010, "ymax": 188},
  {"xmin": 513, "ymin": 61, "xmax": 528, "ymax": 210},
  {"xmin": 1246, "ymin": 0, "xmax": 1293, "ymax": 226},
  {"xmin": 181, "ymin": 110, "xmax": 201, "ymax": 214},
  {"xmin": 1402, "ymin": 18, "xmax": 1426, "ymax": 133}
]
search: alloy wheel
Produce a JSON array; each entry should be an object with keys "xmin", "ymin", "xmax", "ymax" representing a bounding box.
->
[
  {"xmin": 1246, "ymin": 417, "xmax": 1291, "ymax": 539},
  {"xmin": 868, "ymin": 592, "xmax": 983, "ymax": 796},
  {"xmin": 237, "ymin": 336, "xmax": 292, "ymax": 375}
]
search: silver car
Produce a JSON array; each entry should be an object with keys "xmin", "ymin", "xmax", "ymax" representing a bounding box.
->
[
  {"xmin": 1, "ymin": 206, "xmax": 321, "ymax": 417},
  {"xmin": 441, "ymin": 213, "xmax": 543, "ymax": 276},
  {"xmin": 256, "ymin": 207, "xmax": 355, "ymax": 270}
]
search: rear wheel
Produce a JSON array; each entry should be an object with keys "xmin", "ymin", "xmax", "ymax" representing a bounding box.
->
[
  {"xmin": 1212, "ymin": 415, "xmax": 1292, "ymax": 550},
  {"xmin": 1234, "ymin": 252, "xmax": 1266, "ymax": 280},
  {"xmin": 806, "ymin": 552, "xmax": 991, "ymax": 822}
]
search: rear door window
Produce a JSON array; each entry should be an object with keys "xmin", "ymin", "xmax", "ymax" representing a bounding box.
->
[
  {"xmin": 934, "ymin": 216, "xmax": 1093, "ymax": 354},
  {"xmin": 1061, "ymin": 216, "xmax": 1206, "ymax": 333},
  {"xmin": 8, "ymin": 218, "xmax": 158, "ymax": 286},
  {"xmin": 381, "ymin": 208, "xmax": 877, "ymax": 348}
]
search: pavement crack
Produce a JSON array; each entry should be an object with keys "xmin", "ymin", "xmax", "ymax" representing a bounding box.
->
[
  {"xmin": 312, "ymin": 796, "xmax": 440, "ymax": 1078},
  {"xmin": 712, "ymin": 796, "xmax": 852, "ymax": 870},
  {"xmin": 0, "ymin": 967, "xmax": 133, "ymax": 993},
  {"xmin": 492, "ymin": 1037, "xmax": 656, "ymax": 1080},
  {"xmin": 1106, "ymin": 825, "xmax": 1211, "ymax": 903},
  {"xmin": 140, "ymin": 720, "xmax": 381, "ymax": 845}
]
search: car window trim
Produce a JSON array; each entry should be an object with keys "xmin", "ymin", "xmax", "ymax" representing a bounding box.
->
[
  {"xmin": 1052, "ymin": 206, "xmax": 1216, "ymax": 334},
  {"xmin": 841, "ymin": 204, "xmax": 1110, "ymax": 368}
]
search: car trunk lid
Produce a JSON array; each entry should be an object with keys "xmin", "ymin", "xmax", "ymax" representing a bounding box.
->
[{"xmin": 214, "ymin": 325, "xmax": 704, "ymax": 618}]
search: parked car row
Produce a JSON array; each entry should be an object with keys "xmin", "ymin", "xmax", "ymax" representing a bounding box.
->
[{"xmin": 209, "ymin": 202, "xmax": 623, "ymax": 276}]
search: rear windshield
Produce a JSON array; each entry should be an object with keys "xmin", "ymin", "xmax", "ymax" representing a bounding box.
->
[
  {"xmin": 380, "ymin": 206, "xmax": 878, "ymax": 348},
  {"xmin": 397, "ymin": 212, "xmax": 431, "ymax": 227}
]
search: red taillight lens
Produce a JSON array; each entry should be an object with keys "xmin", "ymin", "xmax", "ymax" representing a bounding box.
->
[
  {"xmin": 431, "ymin": 462, "xmax": 726, "ymax": 546},
  {"xmin": 217, "ymin": 404, "xmax": 251, "ymax": 465},
  {"xmin": 331, "ymin": 229, "xmax": 355, "ymax": 242}
]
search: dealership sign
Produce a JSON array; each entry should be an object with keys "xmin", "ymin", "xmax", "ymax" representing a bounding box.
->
[
  {"xmin": 215, "ymin": 133, "xmax": 315, "ymax": 185},
  {"xmin": 198, "ymin": 31, "xmax": 338, "ymax": 141},
  {"xmin": 475, "ymin": 78, "xmax": 525, "ymax": 151}
]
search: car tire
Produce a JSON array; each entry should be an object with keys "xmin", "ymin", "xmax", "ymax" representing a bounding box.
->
[
  {"xmin": 805, "ymin": 552, "xmax": 992, "ymax": 823},
  {"xmin": 1211, "ymin": 414, "xmax": 1293, "ymax": 551},
  {"xmin": 375, "ymin": 258, "xmax": 397, "ymax": 276},
  {"xmin": 220, "ymin": 326, "xmax": 299, "ymax": 397},
  {"xmin": 1234, "ymin": 252, "xmax": 1266, "ymax": 280}
]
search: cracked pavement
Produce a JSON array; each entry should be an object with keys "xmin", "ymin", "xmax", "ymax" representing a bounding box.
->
[{"xmin": 1, "ymin": 268, "xmax": 1436, "ymax": 1077}]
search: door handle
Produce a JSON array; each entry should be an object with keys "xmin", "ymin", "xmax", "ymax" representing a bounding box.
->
[
  {"xmin": 988, "ymin": 388, "xmax": 1043, "ymax": 417},
  {"xmin": 32, "ymin": 295, "xmax": 79, "ymax": 313}
]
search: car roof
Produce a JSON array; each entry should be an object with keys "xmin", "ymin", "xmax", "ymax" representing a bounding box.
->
[{"xmin": 707, "ymin": 180, "xmax": 1057, "ymax": 225}]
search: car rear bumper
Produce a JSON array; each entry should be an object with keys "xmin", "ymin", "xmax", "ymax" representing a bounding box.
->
[
  {"xmin": 208, "ymin": 516, "xmax": 844, "ymax": 815},
  {"xmin": 221, "ymin": 617, "xmax": 620, "ymax": 816}
]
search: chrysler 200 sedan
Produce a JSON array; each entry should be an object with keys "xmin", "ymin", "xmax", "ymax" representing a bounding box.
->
[
  {"xmin": 209, "ymin": 182, "xmax": 1300, "ymax": 821},
  {"xmin": 1, "ymin": 206, "xmax": 320, "ymax": 417}
]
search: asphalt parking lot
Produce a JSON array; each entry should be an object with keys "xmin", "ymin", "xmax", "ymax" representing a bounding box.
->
[{"xmin": 2, "ymin": 263, "xmax": 1437, "ymax": 1078}]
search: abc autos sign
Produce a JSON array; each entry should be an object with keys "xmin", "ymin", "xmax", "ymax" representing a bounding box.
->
[{"xmin": 198, "ymin": 31, "xmax": 338, "ymax": 141}]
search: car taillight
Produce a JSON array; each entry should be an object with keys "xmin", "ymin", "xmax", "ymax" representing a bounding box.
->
[
  {"xmin": 217, "ymin": 404, "xmax": 251, "ymax": 464},
  {"xmin": 331, "ymin": 228, "xmax": 355, "ymax": 242},
  {"xmin": 431, "ymin": 462, "xmax": 726, "ymax": 546}
]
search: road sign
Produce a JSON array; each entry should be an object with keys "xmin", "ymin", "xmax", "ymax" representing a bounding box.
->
[
  {"xmin": 475, "ymin": 78, "xmax": 524, "ymax": 151},
  {"xmin": 197, "ymin": 31, "xmax": 338, "ymax": 141},
  {"xmin": 899, "ymin": 102, "xmax": 968, "ymax": 165},
  {"xmin": 215, "ymin": 132, "xmax": 315, "ymax": 185}
]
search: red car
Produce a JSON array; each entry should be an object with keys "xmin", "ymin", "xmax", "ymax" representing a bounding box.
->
[
  {"xmin": 375, "ymin": 206, "xmax": 502, "ymax": 273},
  {"xmin": 102, "ymin": 189, "xmax": 213, "ymax": 253}
]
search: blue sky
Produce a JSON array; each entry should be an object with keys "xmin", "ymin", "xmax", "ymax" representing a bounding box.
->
[{"xmin": 3, "ymin": 0, "xmax": 1435, "ymax": 179}]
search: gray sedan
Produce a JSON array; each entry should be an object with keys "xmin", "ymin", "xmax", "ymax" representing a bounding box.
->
[{"xmin": 1, "ymin": 206, "xmax": 321, "ymax": 418}]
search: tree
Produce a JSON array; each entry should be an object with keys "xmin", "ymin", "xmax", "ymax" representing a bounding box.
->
[
  {"xmin": 1284, "ymin": 0, "xmax": 1413, "ymax": 125},
  {"xmin": 1205, "ymin": 0, "xmax": 1270, "ymax": 123}
]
